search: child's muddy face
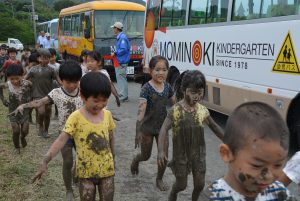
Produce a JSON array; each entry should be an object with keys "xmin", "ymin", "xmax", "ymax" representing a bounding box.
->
[
  {"xmin": 0, "ymin": 49, "xmax": 6, "ymax": 56},
  {"xmin": 9, "ymin": 52, "xmax": 17, "ymax": 60},
  {"xmin": 39, "ymin": 56, "xmax": 50, "ymax": 66},
  {"xmin": 184, "ymin": 88, "xmax": 204, "ymax": 106},
  {"xmin": 150, "ymin": 61, "xmax": 168, "ymax": 83},
  {"xmin": 83, "ymin": 95, "xmax": 108, "ymax": 115},
  {"xmin": 226, "ymin": 136, "xmax": 287, "ymax": 197},
  {"xmin": 8, "ymin": 75, "xmax": 22, "ymax": 86}
]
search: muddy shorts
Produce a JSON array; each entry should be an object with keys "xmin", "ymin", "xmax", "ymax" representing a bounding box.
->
[
  {"xmin": 168, "ymin": 158, "xmax": 206, "ymax": 177},
  {"xmin": 9, "ymin": 109, "xmax": 29, "ymax": 124}
]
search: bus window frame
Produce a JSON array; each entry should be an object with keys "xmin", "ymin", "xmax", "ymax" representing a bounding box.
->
[{"xmin": 84, "ymin": 11, "xmax": 92, "ymax": 39}]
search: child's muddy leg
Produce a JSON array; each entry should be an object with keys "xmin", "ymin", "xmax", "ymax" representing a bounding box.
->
[
  {"xmin": 37, "ymin": 105, "xmax": 45, "ymax": 136},
  {"xmin": 61, "ymin": 144, "xmax": 74, "ymax": 201},
  {"xmin": 44, "ymin": 104, "xmax": 52, "ymax": 135},
  {"xmin": 79, "ymin": 179, "xmax": 96, "ymax": 201},
  {"xmin": 169, "ymin": 176, "xmax": 187, "ymax": 201},
  {"xmin": 20, "ymin": 122, "xmax": 29, "ymax": 148},
  {"xmin": 11, "ymin": 122, "xmax": 20, "ymax": 152},
  {"xmin": 99, "ymin": 176, "xmax": 114, "ymax": 201},
  {"xmin": 192, "ymin": 170, "xmax": 205, "ymax": 201},
  {"xmin": 131, "ymin": 134, "xmax": 153, "ymax": 175},
  {"xmin": 155, "ymin": 134, "xmax": 169, "ymax": 191}
]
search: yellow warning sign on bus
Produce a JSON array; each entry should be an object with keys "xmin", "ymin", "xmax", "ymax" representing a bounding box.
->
[{"xmin": 272, "ymin": 32, "xmax": 300, "ymax": 74}]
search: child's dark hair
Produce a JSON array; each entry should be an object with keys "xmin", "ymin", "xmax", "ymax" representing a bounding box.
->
[
  {"xmin": 79, "ymin": 50, "xmax": 89, "ymax": 63},
  {"xmin": 37, "ymin": 48, "xmax": 51, "ymax": 58},
  {"xmin": 80, "ymin": 72, "xmax": 111, "ymax": 99},
  {"xmin": 166, "ymin": 66, "xmax": 180, "ymax": 87},
  {"xmin": 181, "ymin": 70, "xmax": 206, "ymax": 96},
  {"xmin": 7, "ymin": 47, "xmax": 17, "ymax": 54},
  {"xmin": 174, "ymin": 70, "xmax": 188, "ymax": 101},
  {"xmin": 24, "ymin": 47, "xmax": 31, "ymax": 52},
  {"xmin": 149, "ymin": 55, "xmax": 169, "ymax": 69},
  {"xmin": 86, "ymin": 50, "xmax": 104, "ymax": 65},
  {"xmin": 29, "ymin": 53, "xmax": 38, "ymax": 63},
  {"xmin": 48, "ymin": 48, "xmax": 56, "ymax": 56},
  {"xmin": 6, "ymin": 64, "xmax": 24, "ymax": 77},
  {"xmin": 59, "ymin": 60, "xmax": 82, "ymax": 82},
  {"xmin": 224, "ymin": 102, "xmax": 289, "ymax": 155}
]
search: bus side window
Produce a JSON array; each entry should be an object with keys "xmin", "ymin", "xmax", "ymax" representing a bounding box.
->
[
  {"xmin": 79, "ymin": 13, "xmax": 85, "ymax": 37},
  {"xmin": 160, "ymin": 0, "xmax": 187, "ymax": 27},
  {"xmin": 84, "ymin": 11, "xmax": 92, "ymax": 39},
  {"xmin": 232, "ymin": 0, "xmax": 299, "ymax": 21}
]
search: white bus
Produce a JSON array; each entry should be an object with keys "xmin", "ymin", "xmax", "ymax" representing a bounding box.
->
[
  {"xmin": 37, "ymin": 18, "xmax": 59, "ymax": 48},
  {"xmin": 143, "ymin": 0, "xmax": 300, "ymax": 121}
]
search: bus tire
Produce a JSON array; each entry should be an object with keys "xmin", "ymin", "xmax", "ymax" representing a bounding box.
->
[{"xmin": 286, "ymin": 92, "xmax": 300, "ymax": 156}]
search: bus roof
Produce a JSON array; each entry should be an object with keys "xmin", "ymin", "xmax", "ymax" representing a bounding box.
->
[{"xmin": 60, "ymin": 1, "xmax": 145, "ymax": 16}]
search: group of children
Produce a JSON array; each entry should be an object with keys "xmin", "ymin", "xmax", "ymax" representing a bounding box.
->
[{"xmin": 0, "ymin": 48, "xmax": 299, "ymax": 201}]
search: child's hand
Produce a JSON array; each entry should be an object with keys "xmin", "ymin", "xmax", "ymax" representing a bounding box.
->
[
  {"xmin": 157, "ymin": 152, "xmax": 168, "ymax": 168},
  {"xmin": 31, "ymin": 163, "xmax": 48, "ymax": 184},
  {"xmin": 13, "ymin": 105, "xmax": 24, "ymax": 115},
  {"xmin": 115, "ymin": 96, "xmax": 121, "ymax": 107}
]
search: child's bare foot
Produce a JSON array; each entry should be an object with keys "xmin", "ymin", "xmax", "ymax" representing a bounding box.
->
[
  {"xmin": 66, "ymin": 191, "xmax": 74, "ymax": 201},
  {"xmin": 130, "ymin": 158, "xmax": 139, "ymax": 175},
  {"xmin": 42, "ymin": 131, "xmax": 50, "ymax": 138},
  {"xmin": 13, "ymin": 148, "xmax": 20, "ymax": 155},
  {"xmin": 156, "ymin": 178, "xmax": 168, "ymax": 191},
  {"xmin": 168, "ymin": 192, "xmax": 177, "ymax": 201},
  {"xmin": 21, "ymin": 137, "xmax": 27, "ymax": 148}
]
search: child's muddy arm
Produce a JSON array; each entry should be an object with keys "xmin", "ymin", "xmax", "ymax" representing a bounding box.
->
[
  {"xmin": 135, "ymin": 100, "xmax": 147, "ymax": 149},
  {"xmin": 14, "ymin": 97, "xmax": 50, "ymax": 115},
  {"xmin": 0, "ymin": 83, "xmax": 8, "ymax": 107},
  {"xmin": 110, "ymin": 82, "xmax": 120, "ymax": 107},
  {"xmin": 170, "ymin": 95, "xmax": 176, "ymax": 105},
  {"xmin": 205, "ymin": 116, "xmax": 224, "ymax": 141},
  {"xmin": 157, "ymin": 117, "xmax": 172, "ymax": 167},
  {"xmin": 109, "ymin": 130, "xmax": 115, "ymax": 158},
  {"xmin": 31, "ymin": 132, "xmax": 70, "ymax": 183}
]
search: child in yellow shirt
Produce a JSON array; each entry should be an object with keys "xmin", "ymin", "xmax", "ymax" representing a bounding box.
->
[{"xmin": 31, "ymin": 72, "xmax": 116, "ymax": 201}]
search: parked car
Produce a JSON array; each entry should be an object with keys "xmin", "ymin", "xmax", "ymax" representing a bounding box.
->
[{"xmin": 0, "ymin": 38, "xmax": 24, "ymax": 51}]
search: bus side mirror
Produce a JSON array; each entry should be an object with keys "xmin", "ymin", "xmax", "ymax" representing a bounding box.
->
[{"xmin": 84, "ymin": 28, "xmax": 90, "ymax": 39}]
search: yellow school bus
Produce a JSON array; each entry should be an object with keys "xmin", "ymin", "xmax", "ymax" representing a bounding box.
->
[{"xmin": 58, "ymin": 1, "xmax": 145, "ymax": 79}]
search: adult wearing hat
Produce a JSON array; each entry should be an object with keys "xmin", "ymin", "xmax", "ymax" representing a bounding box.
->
[
  {"xmin": 42, "ymin": 33, "xmax": 55, "ymax": 49},
  {"xmin": 37, "ymin": 31, "xmax": 46, "ymax": 48},
  {"xmin": 111, "ymin": 21, "xmax": 130, "ymax": 102}
]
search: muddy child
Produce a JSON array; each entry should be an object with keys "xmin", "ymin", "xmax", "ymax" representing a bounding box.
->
[
  {"xmin": 31, "ymin": 72, "xmax": 116, "ymax": 201},
  {"xmin": 24, "ymin": 48, "xmax": 60, "ymax": 138},
  {"xmin": 86, "ymin": 50, "xmax": 120, "ymax": 107},
  {"xmin": 0, "ymin": 64, "xmax": 32, "ymax": 154},
  {"xmin": 205, "ymin": 102, "xmax": 297, "ymax": 200},
  {"xmin": 15, "ymin": 61, "xmax": 82, "ymax": 201},
  {"xmin": 131, "ymin": 55, "xmax": 176, "ymax": 191},
  {"xmin": 2, "ymin": 47, "xmax": 21, "ymax": 81},
  {"xmin": 157, "ymin": 70, "xmax": 224, "ymax": 201}
]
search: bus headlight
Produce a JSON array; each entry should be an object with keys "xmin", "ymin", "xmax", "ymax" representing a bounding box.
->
[{"xmin": 104, "ymin": 59, "xmax": 112, "ymax": 66}]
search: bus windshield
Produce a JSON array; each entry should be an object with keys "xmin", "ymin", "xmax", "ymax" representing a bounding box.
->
[
  {"xmin": 94, "ymin": 10, "xmax": 144, "ymax": 39},
  {"xmin": 50, "ymin": 22, "xmax": 58, "ymax": 40}
]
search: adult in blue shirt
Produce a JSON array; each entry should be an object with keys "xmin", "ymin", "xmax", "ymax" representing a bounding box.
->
[{"xmin": 111, "ymin": 22, "xmax": 130, "ymax": 102}]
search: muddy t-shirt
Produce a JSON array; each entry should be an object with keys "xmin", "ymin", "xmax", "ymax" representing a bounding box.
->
[
  {"xmin": 47, "ymin": 87, "xmax": 83, "ymax": 131},
  {"xmin": 167, "ymin": 103, "xmax": 209, "ymax": 176},
  {"xmin": 204, "ymin": 178, "xmax": 296, "ymax": 201},
  {"xmin": 63, "ymin": 109, "xmax": 116, "ymax": 178},
  {"xmin": 26, "ymin": 65, "xmax": 56, "ymax": 99},
  {"xmin": 139, "ymin": 81, "xmax": 174, "ymax": 134}
]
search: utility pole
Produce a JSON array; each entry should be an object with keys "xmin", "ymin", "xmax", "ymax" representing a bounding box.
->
[{"xmin": 31, "ymin": 0, "xmax": 37, "ymax": 47}]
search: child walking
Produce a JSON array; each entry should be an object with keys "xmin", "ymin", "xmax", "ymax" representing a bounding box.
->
[
  {"xmin": 86, "ymin": 50, "xmax": 120, "ymax": 107},
  {"xmin": 31, "ymin": 72, "xmax": 116, "ymax": 201},
  {"xmin": 24, "ymin": 48, "xmax": 60, "ymax": 138},
  {"xmin": 2, "ymin": 47, "xmax": 21, "ymax": 81},
  {"xmin": 0, "ymin": 64, "xmax": 32, "ymax": 154},
  {"xmin": 157, "ymin": 70, "xmax": 224, "ymax": 201},
  {"xmin": 205, "ymin": 102, "xmax": 296, "ymax": 200},
  {"xmin": 131, "ymin": 55, "xmax": 176, "ymax": 191},
  {"xmin": 15, "ymin": 61, "xmax": 82, "ymax": 201}
]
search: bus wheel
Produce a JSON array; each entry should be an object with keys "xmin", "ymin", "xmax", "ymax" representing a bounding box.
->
[{"xmin": 286, "ymin": 92, "xmax": 300, "ymax": 156}]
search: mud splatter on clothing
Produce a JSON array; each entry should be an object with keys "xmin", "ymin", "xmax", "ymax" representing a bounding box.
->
[
  {"xmin": 63, "ymin": 109, "xmax": 116, "ymax": 178},
  {"xmin": 204, "ymin": 178, "xmax": 296, "ymax": 201},
  {"xmin": 47, "ymin": 87, "xmax": 83, "ymax": 131},
  {"xmin": 7, "ymin": 79, "xmax": 32, "ymax": 123},
  {"xmin": 167, "ymin": 103, "xmax": 209, "ymax": 177},
  {"xmin": 139, "ymin": 81, "xmax": 173, "ymax": 135}
]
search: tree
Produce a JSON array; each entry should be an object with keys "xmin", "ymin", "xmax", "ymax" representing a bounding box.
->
[{"xmin": 53, "ymin": 0, "xmax": 75, "ymax": 11}]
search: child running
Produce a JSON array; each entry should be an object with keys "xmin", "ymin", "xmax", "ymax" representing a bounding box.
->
[
  {"xmin": 14, "ymin": 61, "xmax": 82, "ymax": 201},
  {"xmin": 0, "ymin": 64, "xmax": 32, "ymax": 154},
  {"xmin": 2, "ymin": 47, "xmax": 21, "ymax": 81},
  {"xmin": 205, "ymin": 102, "xmax": 296, "ymax": 200},
  {"xmin": 31, "ymin": 72, "xmax": 116, "ymax": 201},
  {"xmin": 86, "ymin": 50, "xmax": 120, "ymax": 107},
  {"xmin": 24, "ymin": 48, "xmax": 60, "ymax": 138},
  {"xmin": 131, "ymin": 55, "xmax": 176, "ymax": 191},
  {"xmin": 157, "ymin": 70, "xmax": 224, "ymax": 201}
]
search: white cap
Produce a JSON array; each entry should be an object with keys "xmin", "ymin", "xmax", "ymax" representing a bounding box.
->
[
  {"xmin": 111, "ymin": 22, "xmax": 123, "ymax": 30},
  {"xmin": 45, "ymin": 32, "xmax": 50, "ymax": 37}
]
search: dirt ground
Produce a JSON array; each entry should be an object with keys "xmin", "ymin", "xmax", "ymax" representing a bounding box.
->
[{"xmin": 0, "ymin": 82, "xmax": 299, "ymax": 201}]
